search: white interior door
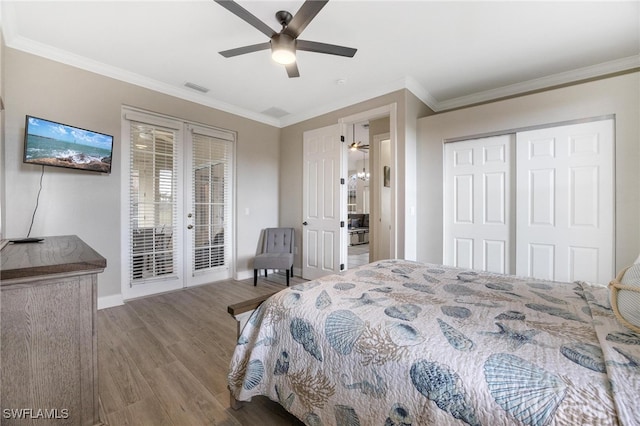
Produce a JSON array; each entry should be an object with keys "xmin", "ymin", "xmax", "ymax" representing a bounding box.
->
[
  {"xmin": 444, "ymin": 135, "xmax": 514, "ymax": 273},
  {"xmin": 302, "ymin": 124, "xmax": 345, "ymax": 280},
  {"xmin": 516, "ymin": 119, "xmax": 614, "ymax": 284}
]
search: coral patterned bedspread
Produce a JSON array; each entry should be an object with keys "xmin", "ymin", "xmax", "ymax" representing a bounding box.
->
[{"xmin": 228, "ymin": 260, "xmax": 640, "ymax": 425}]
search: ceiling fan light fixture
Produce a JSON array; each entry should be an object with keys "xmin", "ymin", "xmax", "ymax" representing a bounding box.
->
[{"xmin": 271, "ymin": 34, "xmax": 296, "ymax": 65}]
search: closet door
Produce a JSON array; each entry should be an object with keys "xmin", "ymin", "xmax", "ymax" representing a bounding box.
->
[
  {"xmin": 515, "ymin": 119, "xmax": 614, "ymax": 284},
  {"xmin": 443, "ymin": 135, "xmax": 514, "ymax": 273}
]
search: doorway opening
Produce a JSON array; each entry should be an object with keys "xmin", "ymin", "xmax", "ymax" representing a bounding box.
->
[
  {"xmin": 342, "ymin": 110, "xmax": 393, "ymax": 269},
  {"xmin": 301, "ymin": 103, "xmax": 396, "ymax": 279},
  {"xmin": 347, "ymin": 121, "xmax": 371, "ymax": 268}
]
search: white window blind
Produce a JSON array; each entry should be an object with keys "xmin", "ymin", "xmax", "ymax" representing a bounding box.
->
[
  {"xmin": 191, "ymin": 127, "xmax": 233, "ymax": 273},
  {"xmin": 129, "ymin": 122, "xmax": 178, "ymax": 284}
]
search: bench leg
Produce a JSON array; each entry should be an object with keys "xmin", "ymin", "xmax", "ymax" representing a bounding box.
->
[
  {"xmin": 286, "ymin": 269, "xmax": 290, "ymax": 286},
  {"xmin": 253, "ymin": 269, "xmax": 257, "ymax": 286},
  {"xmin": 230, "ymin": 393, "xmax": 244, "ymax": 410}
]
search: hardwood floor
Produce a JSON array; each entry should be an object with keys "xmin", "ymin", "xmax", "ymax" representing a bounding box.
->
[
  {"xmin": 348, "ymin": 242, "xmax": 370, "ymax": 268},
  {"xmin": 98, "ymin": 275, "xmax": 307, "ymax": 425}
]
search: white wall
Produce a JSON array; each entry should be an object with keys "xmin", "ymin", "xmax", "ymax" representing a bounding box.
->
[
  {"xmin": 2, "ymin": 47, "xmax": 281, "ymax": 306},
  {"xmin": 417, "ymin": 72, "xmax": 640, "ymax": 274}
]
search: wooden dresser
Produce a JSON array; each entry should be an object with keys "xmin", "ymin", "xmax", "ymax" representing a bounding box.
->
[{"xmin": 1, "ymin": 235, "xmax": 106, "ymax": 425}]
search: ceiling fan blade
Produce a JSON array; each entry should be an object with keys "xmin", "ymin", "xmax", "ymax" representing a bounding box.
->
[
  {"xmin": 285, "ymin": 62, "xmax": 300, "ymax": 78},
  {"xmin": 219, "ymin": 42, "xmax": 271, "ymax": 58},
  {"xmin": 297, "ymin": 40, "xmax": 357, "ymax": 57},
  {"xmin": 284, "ymin": 0, "xmax": 328, "ymax": 39},
  {"xmin": 214, "ymin": 0, "xmax": 276, "ymax": 38}
]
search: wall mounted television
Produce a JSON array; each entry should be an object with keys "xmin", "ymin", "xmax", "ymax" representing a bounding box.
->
[{"xmin": 23, "ymin": 115, "xmax": 113, "ymax": 173}]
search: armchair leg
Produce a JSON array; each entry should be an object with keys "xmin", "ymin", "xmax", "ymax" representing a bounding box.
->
[
  {"xmin": 286, "ymin": 269, "xmax": 290, "ymax": 286},
  {"xmin": 265, "ymin": 269, "xmax": 268, "ymax": 278},
  {"xmin": 254, "ymin": 269, "xmax": 258, "ymax": 286}
]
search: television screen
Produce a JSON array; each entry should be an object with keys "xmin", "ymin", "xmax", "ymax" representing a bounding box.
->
[{"xmin": 24, "ymin": 115, "xmax": 113, "ymax": 173}]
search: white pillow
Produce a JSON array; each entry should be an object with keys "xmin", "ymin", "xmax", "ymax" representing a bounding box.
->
[{"xmin": 610, "ymin": 263, "xmax": 640, "ymax": 332}]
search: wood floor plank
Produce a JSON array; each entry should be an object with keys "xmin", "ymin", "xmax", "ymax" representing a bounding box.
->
[
  {"xmin": 167, "ymin": 339, "xmax": 230, "ymax": 396},
  {"xmin": 144, "ymin": 361, "xmax": 242, "ymax": 426},
  {"xmin": 98, "ymin": 310, "xmax": 125, "ymax": 349},
  {"xmin": 103, "ymin": 302, "xmax": 146, "ymax": 332},
  {"xmin": 122, "ymin": 326, "xmax": 177, "ymax": 378},
  {"xmin": 124, "ymin": 297, "xmax": 186, "ymax": 348},
  {"xmin": 98, "ymin": 344, "xmax": 154, "ymax": 415},
  {"xmin": 221, "ymin": 395, "xmax": 304, "ymax": 426},
  {"xmin": 98, "ymin": 276, "xmax": 306, "ymax": 425},
  {"xmin": 104, "ymin": 397, "xmax": 175, "ymax": 426}
]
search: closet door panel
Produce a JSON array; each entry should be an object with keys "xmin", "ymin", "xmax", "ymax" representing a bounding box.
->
[
  {"xmin": 444, "ymin": 135, "xmax": 514, "ymax": 274},
  {"xmin": 516, "ymin": 119, "xmax": 614, "ymax": 284}
]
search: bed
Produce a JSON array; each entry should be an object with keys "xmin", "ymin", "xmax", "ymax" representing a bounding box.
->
[{"xmin": 227, "ymin": 260, "xmax": 640, "ymax": 425}]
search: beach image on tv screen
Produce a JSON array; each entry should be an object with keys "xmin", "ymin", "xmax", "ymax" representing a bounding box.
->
[{"xmin": 25, "ymin": 116, "xmax": 113, "ymax": 173}]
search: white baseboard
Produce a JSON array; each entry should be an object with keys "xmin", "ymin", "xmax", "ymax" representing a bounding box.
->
[
  {"xmin": 97, "ymin": 268, "xmax": 303, "ymax": 310},
  {"xmin": 235, "ymin": 268, "xmax": 302, "ymax": 282},
  {"xmin": 235, "ymin": 269, "xmax": 254, "ymax": 281},
  {"xmin": 98, "ymin": 293, "xmax": 124, "ymax": 310}
]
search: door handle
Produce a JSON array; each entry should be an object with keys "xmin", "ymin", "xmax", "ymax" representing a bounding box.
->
[
  {"xmin": 302, "ymin": 221, "xmax": 308, "ymax": 226},
  {"xmin": 187, "ymin": 224, "xmax": 193, "ymax": 230}
]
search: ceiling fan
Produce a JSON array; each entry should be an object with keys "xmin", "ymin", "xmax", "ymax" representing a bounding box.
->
[
  {"xmin": 215, "ymin": 0, "xmax": 357, "ymax": 78},
  {"xmin": 349, "ymin": 123, "xmax": 369, "ymax": 151},
  {"xmin": 349, "ymin": 141, "xmax": 369, "ymax": 152}
]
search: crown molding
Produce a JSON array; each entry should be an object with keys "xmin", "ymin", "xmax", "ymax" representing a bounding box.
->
[
  {"xmin": 278, "ymin": 77, "xmax": 409, "ymax": 127},
  {"xmin": 432, "ymin": 55, "xmax": 640, "ymax": 112},
  {"xmin": 403, "ymin": 75, "xmax": 439, "ymax": 112},
  {"xmin": 3, "ymin": 1, "xmax": 638, "ymax": 129},
  {"xmin": 2, "ymin": 14, "xmax": 281, "ymax": 127}
]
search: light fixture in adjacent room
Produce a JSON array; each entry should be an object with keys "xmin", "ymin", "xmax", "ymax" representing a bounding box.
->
[
  {"xmin": 350, "ymin": 124, "xmax": 369, "ymax": 181},
  {"xmin": 357, "ymin": 157, "xmax": 370, "ymax": 181},
  {"xmin": 271, "ymin": 33, "xmax": 296, "ymax": 65}
]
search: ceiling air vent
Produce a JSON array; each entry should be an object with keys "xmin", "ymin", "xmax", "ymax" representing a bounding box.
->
[
  {"xmin": 261, "ymin": 107, "xmax": 290, "ymax": 118},
  {"xmin": 184, "ymin": 82, "xmax": 210, "ymax": 93}
]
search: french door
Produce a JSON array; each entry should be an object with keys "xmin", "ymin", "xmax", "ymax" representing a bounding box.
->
[
  {"xmin": 121, "ymin": 109, "xmax": 234, "ymax": 300},
  {"xmin": 184, "ymin": 124, "xmax": 234, "ymax": 286}
]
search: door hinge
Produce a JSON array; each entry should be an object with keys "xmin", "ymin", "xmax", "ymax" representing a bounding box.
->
[
  {"xmin": 340, "ymin": 178, "xmax": 345, "ymax": 185},
  {"xmin": 340, "ymin": 135, "xmax": 345, "ymax": 142},
  {"xmin": 340, "ymin": 263, "xmax": 345, "ymax": 271},
  {"xmin": 340, "ymin": 221, "xmax": 345, "ymax": 228}
]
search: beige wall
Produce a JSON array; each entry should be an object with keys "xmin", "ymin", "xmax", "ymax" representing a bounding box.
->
[
  {"xmin": 3, "ymin": 47, "xmax": 281, "ymax": 302},
  {"xmin": 0, "ymin": 33, "xmax": 4, "ymax": 240},
  {"xmin": 279, "ymin": 89, "xmax": 433, "ymax": 270},
  {"xmin": 403, "ymin": 91, "xmax": 435, "ymax": 259},
  {"xmin": 417, "ymin": 72, "xmax": 640, "ymax": 276}
]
